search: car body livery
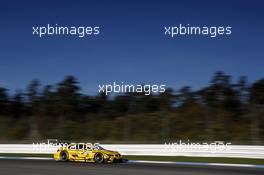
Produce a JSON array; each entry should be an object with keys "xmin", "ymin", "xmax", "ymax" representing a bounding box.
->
[{"xmin": 54, "ymin": 143, "xmax": 124, "ymax": 163}]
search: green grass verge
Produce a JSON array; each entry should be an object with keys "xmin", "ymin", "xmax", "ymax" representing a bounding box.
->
[
  {"xmin": 125, "ymin": 155, "xmax": 264, "ymax": 165},
  {"xmin": 0, "ymin": 153, "xmax": 263, "ymax": 165},
  {"xmin": 0, "ymin": 153, "xmax": 53, "ymax": 158}
]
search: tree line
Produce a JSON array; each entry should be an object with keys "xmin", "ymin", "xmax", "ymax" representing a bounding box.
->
[{"xmin": 0, "ymin": 71, "xmax": 263, "ymax": 144}]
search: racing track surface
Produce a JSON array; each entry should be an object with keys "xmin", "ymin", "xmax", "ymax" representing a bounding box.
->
[{"xmin": 0, "ymin": 159, "xmax": 263, "ymax": 175}]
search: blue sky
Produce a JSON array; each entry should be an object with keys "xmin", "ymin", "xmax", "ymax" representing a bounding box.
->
[{"xmin": 0, "ymin": 0, "xmax": 263, "ymax": 94}]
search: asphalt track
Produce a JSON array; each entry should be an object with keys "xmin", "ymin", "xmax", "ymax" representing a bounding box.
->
[{"xmin": 0, "ymin": 159, "xmax": 264, "ymax": 175}]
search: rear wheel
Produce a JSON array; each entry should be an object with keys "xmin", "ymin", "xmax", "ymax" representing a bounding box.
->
[
  {"xmin": 60, "ymin": 151, "xmax": 68, "ymax": 162},
  {"xmin": 94, "ymin": 152, "xmax": 104, "ymax": 163}
]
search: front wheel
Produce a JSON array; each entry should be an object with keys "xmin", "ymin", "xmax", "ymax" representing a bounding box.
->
[{"xmin": 94, "ymin": 152, "xmax": 104, "ymax": 163}]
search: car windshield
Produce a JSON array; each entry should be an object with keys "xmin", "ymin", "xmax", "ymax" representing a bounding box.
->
[{"xmin": 93, "ymin": 145, "xmax": 105, "ymax": 150}]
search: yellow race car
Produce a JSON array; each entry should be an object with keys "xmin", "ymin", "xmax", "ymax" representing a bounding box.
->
[{"xmin": 54, "ymin": 143, "xmax": 124, "ymax": 163}]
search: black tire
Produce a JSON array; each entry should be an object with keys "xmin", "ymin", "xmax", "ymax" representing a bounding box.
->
[
  {"xmin": 94, "ymin": 152, "xmax": 104, "ymax": 163},
  {"xmin": 60, "ymin": 151, "xmax": 68, "ymax": 162},
  {"xmin": 121, "ymin": 158, "xmax": 128, "ymax": 163}
]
